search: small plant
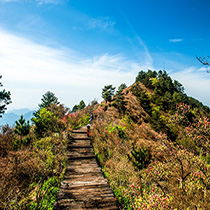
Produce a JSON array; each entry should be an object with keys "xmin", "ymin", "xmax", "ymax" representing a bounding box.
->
[{"xmin": 128, "ymin": 144, "xmax": 152, "ymax": 170}]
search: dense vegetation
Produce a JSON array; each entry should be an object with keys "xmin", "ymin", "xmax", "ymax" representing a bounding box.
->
[
  {"xmin": 0, "ymin": 91, "xmax": 92, "ymax": 210},
  {"xmin": 91, "ymin": 70, "xmax": 210, "ymax": 209},
  {"xmin": 1, "ymin": 70, "xmax": 210, "ymax": 209},
  {"xmin": 0, "ymin": 75, "xmax": 12, "ymax": 117}
]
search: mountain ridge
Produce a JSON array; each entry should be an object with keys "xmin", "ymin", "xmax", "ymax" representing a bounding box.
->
[{"xmin": 0, "ymin": 109, "xmax": 34, "ymax": 127}]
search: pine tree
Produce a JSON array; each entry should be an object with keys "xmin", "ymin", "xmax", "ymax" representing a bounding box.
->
[
  {"xmin": 38, "ymin": 91, "xmax": 59, "ymax": 109},
  {"xmin": 102, "ymin": 85, "xmax": 116, "ymax": 103},
  {"xmin": 0, "ymin": 75, "xmax": 11, "ymax": 117},
  {"xmin": 14, "ymin": 115, "xmax": 30, "ymax": 136}
]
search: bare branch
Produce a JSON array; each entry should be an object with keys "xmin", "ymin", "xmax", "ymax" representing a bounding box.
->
[{"xmin": 196, "ymin": 56, "xmax": 210, "ymax": 66}]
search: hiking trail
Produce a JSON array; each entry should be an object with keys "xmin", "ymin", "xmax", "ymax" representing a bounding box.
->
[{"xmin": 54, "ymin": 125, "xmax": 119, "ymax": 210}]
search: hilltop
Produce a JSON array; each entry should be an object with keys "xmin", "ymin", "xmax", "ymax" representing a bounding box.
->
[{"xmin": 90, "ymin": 70, "xmax": 210, "ymax": 209}]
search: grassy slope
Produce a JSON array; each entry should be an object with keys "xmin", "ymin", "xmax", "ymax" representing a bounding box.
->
[{"xmin": 91, "ymin": 81, "xmax": 210, "ymax": 209}]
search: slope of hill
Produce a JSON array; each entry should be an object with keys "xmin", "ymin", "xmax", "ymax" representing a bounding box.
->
[
  {"xmin": 90, "ymin": 70, "xmax": 210, "ymax": 209},
  {"xmin": 0, "ymin": 70, "xmax": 210, "ymax": 210}
]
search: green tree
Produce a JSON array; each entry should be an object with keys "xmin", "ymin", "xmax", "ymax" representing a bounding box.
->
[
  {"xmin": 38, "ymin": 91, "xmax": 59, "ymax": 109},
  {"xmin": 135, "ymin": 70, "xmax": 157, "ymax": 89},
  {"xmin": 13, "ymin": 115, "xmax": 31, "ymax": 149},
  {"xmin": 0, "ymin": 75, "xmax": 12, "ymax": 117},
  {"xmin": 32, "ymin": 108, "xmax": 58, "ymax": 137},
  {"xmin": 102, "ymin": 85, "xmax": 116, "ymax": 103},
  {"xmin": 117, "ymin": 83, "xmax": 127, "ymax": 93},
  {"xmin": 14, "ymin": 115, "xmax": 30, "ymax": 136},
  {"xmin": 72, "ymin": 105, "xmax": 78, "ymax": 113},
  {"xmin": 78, "ymin": 100, "xmax": 86, "ymax": 110}
]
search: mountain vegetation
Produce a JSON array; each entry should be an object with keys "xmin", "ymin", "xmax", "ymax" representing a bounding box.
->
[
  {"xmin": 91, "ymin": 70, "xmax": 210, "ymax": 209},
  {"xmin": 0, "ymin": 75, "xmax": 12, "ymax": 117},
  {"xmin": 0, "ymin": 70, "xmax": 210, "ymax": 209}
]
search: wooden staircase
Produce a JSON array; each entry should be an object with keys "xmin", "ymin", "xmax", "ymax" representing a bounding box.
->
[{"xmin": 54, "ymin": 126, "xmax": 118, "ymax": 210}]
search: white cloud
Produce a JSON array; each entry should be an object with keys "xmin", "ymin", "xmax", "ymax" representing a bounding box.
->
[
  {"xmin": 170, "ymin": 67, "xmax": 210, "ymax": 107},
  {"xmin": 169, "ymin": 39, "xmax": 184, "ymax": 43},
  {"xmin": 0, "ymin": 30, "xmax": 141, "ymax": 111}
]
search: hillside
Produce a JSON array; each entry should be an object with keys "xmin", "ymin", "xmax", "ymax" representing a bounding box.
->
[
  {"xmin": 0, "ymin": 70, "xmax": 210, "ymax": 210},
  {"xmin": 90, "ymin": 70, "xmax": 210, "ymax": 209}
]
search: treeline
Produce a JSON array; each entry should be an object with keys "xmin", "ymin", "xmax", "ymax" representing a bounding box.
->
[{"xmin": 135, "ymin": 70, "xmax": 210, "ymax": 113}]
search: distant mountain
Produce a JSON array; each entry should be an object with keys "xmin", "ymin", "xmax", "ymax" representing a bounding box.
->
[
  {"xmin": 8, "ymin": 108, "xmax": 31, "ymax": 116},
  {"xmin": 0, "ymin": 109, "xmax": 35, "ymax": 127}
]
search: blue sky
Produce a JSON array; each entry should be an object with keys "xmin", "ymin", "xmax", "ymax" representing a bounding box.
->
[{"xmin": 0, "ymin": 0, "xmax": 210, "ymax": 111}]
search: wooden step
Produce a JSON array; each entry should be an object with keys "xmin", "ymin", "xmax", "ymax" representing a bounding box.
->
[
  {"xmin": 67, "ymin": 155, "xmax": 96, "ymax": 160},
  {"xmin": 54, "ymin": 126, "xmax": 118, "ymax": 210}
]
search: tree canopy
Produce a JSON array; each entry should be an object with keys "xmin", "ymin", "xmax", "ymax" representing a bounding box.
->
[
  {"xmin": 0, "ymin": 75, "xmax": 12, "ymax": 117},
  {"xmin": 72, "ymin": 100, "xmax": 86, "ymax": 112},
  {"xmin": 102, "ymin": 85, "xmax": 116, "ymax": 103},
  {"xmin": 38, "ymin": 91, "xmax": 59, "ymax": 109}
]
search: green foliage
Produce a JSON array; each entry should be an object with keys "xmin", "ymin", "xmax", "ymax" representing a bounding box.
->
[
  {"xmin": 29, "ymin": 177, "xmax": 60, "ymax": 210},
  {"xmin": 13, "ymin": 135, "xmax": 31, "ymax": 150},
  {"xmin": 14, "ymin": 115, "xmax": 30, "ymax": 136},
  {"xmin": 113, "ymin": 89, "xmax": 126, "ymax": 113},
  {"xmin": 135, "ymin": 70, "xmax": 157, "ymax": 89},
  {"xmin": 72, "ymin": 105, "xmax": 78, "ymax": 113},
  {"xmin": 77, "ymin": 114, "xmax": 90, "ymax": 128},
  {"xmin": 135, "ymin": 70, "xmax": 189, "ymax": 112},
  {"xmin": 117, "ymin": 83, "xmax": 127, "ymax": 94},
  {"xmin": 121, "ymin": 114, "xmax": 133, "ymax": 128},
  {"xmin": 72, "ymin": 100, "xmax": 86, "ymax": 112},
  {"xmin": 67, "ymin": 113, "xmax": 90, "ymax": 129},
  {"xmin": 107, "ymin": 123, "xmax": 127, "ymax": 140},
  {"xmin": 0, "ymin": 75, "xmax": 12, "ymax": 117},
  {"xmin": 102, "ymin": 85, "xmax": 116, "ymax": 103},
  {"xmin": 13, "ymin": 115, "xmax": 31, "ymax": 149},
  {"xmin": 32, "ymin": 104, "xmax": 66, "ymax": 137},
  {"xmin": 78, "ymin": 100, "xmax": 86, "ymax": 109},
  {"xmin": 38, "ymin": 91, "xmax": 59, "ymax": 109},
  {"xmin": 128, "ymin": 145, "xmax": 152, "ymax": 171},
  {"xmin": 32, "ymin": 108, "xmax": 58, "ymax": 137}
]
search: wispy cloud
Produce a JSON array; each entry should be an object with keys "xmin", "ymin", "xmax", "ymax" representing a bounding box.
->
[
  {"xmin": 0, "ymin": 0, "xmax": 18, "ymax": 2},
  {"xmin": 35, "ymin": 0, "xmax": 68, "ymax": 5},
  {"xmin": 86, "ymin": 17, "xmax": 115, "ymax": 32},
  {"xmin": 0, "ymin": 30, "xmax": 140, "ymax": 110},
  {"xmin": 120, "ymin": 10, "xmax": 153, "ymax": 68},
  {"xmin": 0, "ymin": 0, "xmax": 67, "ymax": 4},
  {"xmin": 169, "ymin": 39, "xmax": 184, "ymax": 43}
]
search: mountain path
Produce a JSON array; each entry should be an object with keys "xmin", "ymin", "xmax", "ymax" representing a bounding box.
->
[{"xmin": 54, "ymin": 125, "xmax": 118, "ymax": 210}]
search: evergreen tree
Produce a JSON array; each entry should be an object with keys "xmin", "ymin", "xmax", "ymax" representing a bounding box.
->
[
  {"xmin": 117, "ymin": 83, "xmax": 127, "ymax": 93},
  {"xmin": 78, "ymin": 100, "xmax": 86, "ymax": 110},
  {"xmin": 0, "ymin": 75, "xmax": 12, "ymax": 117},
  {"xmin": 14, "ymin": 115, "xmax": 30, "ymax": 136},
  {"xmin": 38, "ymin": 91, "xmax": 59, "ymax": 109},
  {"xmin": 102, "ymin": 85, "xmax": 116, "ymax": 103},
  {"xmin": 72, "ymin": 105, "xmax": 78, "ymax": 113}
]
